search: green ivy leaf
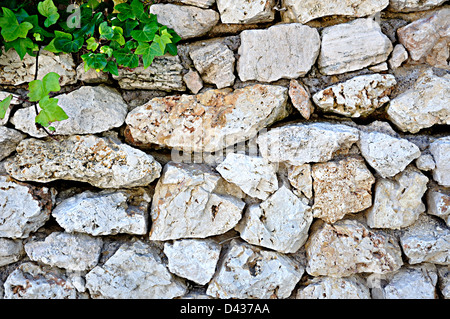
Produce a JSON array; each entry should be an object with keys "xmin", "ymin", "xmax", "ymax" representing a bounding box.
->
[
  {"xmin": 27, "ymin": 72, "xmax": 61, "ymax": 102},
  {"xmin": 44, "ymin": 31, "xmax": 72, "ymax": 53},
  {"xmin": 153, "ymin": 29, "xmax": 173, "ymax": 53},
  {"xmin": 104, "ymin": 60, "xmax": 119, "ymax": 76},
  {"xmin": 86, "ymin": 37, "xmax": 99, "ymax": 51},
  {"xmin": 5, "ymin": 37, "xmax": 37, "ymax": 59},
  {"xmin": 113, "ymin": 49, "xmax": 139, "ymax": 68},
  {"xmin": 100, "ymin": 45, "xmax": 113, "ymax": 58},
  {"xmin": 131, "ymin": 24, "xmax": 158, "ymax": 42},
  {"xmin": 135, "ymin": 41, "xmax": 163, "ymax": 69},
  {"xmin": 99, "ymin": 21, "xmax": 114, "ymax": 40},
  {"xmin": 115, "ymin": 3, "xmax": 135, "ymax": 21},
  {"xmin": 165, "ymin": 43, "xmax": 177, "ymax": 56},
  {"xmin": 37, "ymin": 0, "xmax": 60, "ymax": 27},
  {"xmin": 0, "ymin": 7, "xmax": 33, "ymax": 42},
  {"xmin": 54, "ymin": 37, "xmax": 84, "ymax": 53},
  {"xmin": 81, "ymin": 52, "xmax": 108, "ymax": 71},
  {"xmin": 35, "ymin": 96, "xmax": 68, "ymax": 128},
  {"xmin": 0, "ymin": 95, "xmax": 12, "ymax": 119}
]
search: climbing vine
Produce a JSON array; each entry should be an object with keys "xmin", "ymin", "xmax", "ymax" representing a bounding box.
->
[{"xmin": 0, "ymin": 0, "xmax": 180, "ymax": 132}]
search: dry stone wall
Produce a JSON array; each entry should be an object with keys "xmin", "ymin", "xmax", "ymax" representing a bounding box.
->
[{"xmin": 0, "ymin": 0, "xmax": 449, "ymax": 299}]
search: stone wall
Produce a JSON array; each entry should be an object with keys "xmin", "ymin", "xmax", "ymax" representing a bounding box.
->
[{"xmin": 0, "ymin": 0, "xmax": 449, "ymax": 299}]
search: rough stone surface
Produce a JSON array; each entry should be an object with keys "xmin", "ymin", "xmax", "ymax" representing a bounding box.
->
[
  {"xmin": 52, "ymin": 189, "xmax": 151, "ymax": 236},
  {"xmin": 236, "ymin": 186, "xmax": 313, "ymax": 253},
  {"xmin": 366, "ymin": 166, "xmax": 429, "ymax": 229},
  {"xmin": 257, "ymin": 122, "xmax": 360, "ymax": 166},
  {"xmin": 0, "ymin": 176, "xmax": 55, "ymax": 239},
  {"xmin": 296, "ymin": 275, "xmax": 371, "ymax": 299},
  {"xmin": 237, "ymin": 24, "xmax": 320, "ymax": 82},
  {"xmin": 183, "ymin": 69, "xmax": 203, "ymax": 94},
  {"xmin": 358, "ymin": 130, "xmax": 421, "ymax": 178},
  {"xmin": 164, "ymin": 239, "xmax": 221, "ymax": 285},
  {"xmin": 312, "ymin": 73, "xmax": 396, "ymax": 118},
  {"xmin": 11, "ymin": 85, "xmax": 128, "ymax": 137},
  {"xmin": 206, "ymin": 240, "xmax": 304, "ymax": 299},
  {"xmin": 318, "ymin": 18, "xmax": 393, "ymax": 75},
  {"xmin": 85, "ymin": 241, "xmax": 187, "ymax": 299},
  {"xmin": 0, "ymin": 238, "xmax": 23, "ymax": 267},
  {"xmin": 389, "ymin": 44, "xmax": 408, "ymax": 69},
  {"xmin": 125, "ymin": 84, "xmax": 289, "ymax": 153},
  {"xmin": 388, "ymin": 0, "xmax": 447, "ymax": 12},
  {"xmin": 438, "ymin": 266, "xmax": 450, "ymax": 299},
  {"xmin": 216, "ymin": 153, "xmax": 278, "ymax": 200},
  {"xmin": 216, "ymin": 0, "xmax": 275, "ymax": 24},
  {"xmin": 150, "ymin": 4, "xmax": 219, "ymax": 39},
  {"xmin": 306, "ymin": 219, "xmax": 403, "ymax": 277},
  {"xmin": 5, "ymin": 135, "xmax": 162, "ymax": 189},
  {"xmin": 179, "ymin": 0, "xmax": 215, "ymax": 8},
  {"xmin": 149, "ymin": 162, "xmax": 245, "ymax": 241},
  {"xmin": 289, "ymin": 79, "xmax": 314, "ymax": 120},
  {"xmin": 427, "ymin": 188, "xmax": 450, "ymax": 226},
  {"xmin": 429, "ymin": 136, "xmax": 450, "ymax": 187},
  {"xmin": 400, "ymin": 214, "xmax": 450, "ymax": 265},
  {"xmin": 416, "ymin": 153, "xmax": 436, "ymax": 171},
  {"xmin": 189, "ymin": 42, "xmax": 235, "ymax": 89},
  {"xmin": 25, "ymin": 232, "xmax": 103, "ymax": 271},
  {"xmin": 312, "ymin": 157, "xmax": 375, "ymax": 223},
  {"xmin": 387, "ymin": 69, "xmax": 450, "ymax": 133},
  {"xmin": 282, "ymin": 0, "xmax": 388, "ymax": 24},
  {"xmin": 287, "ymin": 164, "xmax": 313, "ymax": 199},
  {"xmin": 76, "ymin": 63, "xmax": 109, "ymax": 83},
  {"xmin": 0, "ymin": 127, "xmax": 25, "ymax": 161}
]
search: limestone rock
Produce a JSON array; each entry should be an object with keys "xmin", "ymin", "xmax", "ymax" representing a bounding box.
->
[
  {"xmin": 216, "ymin": 0, "xmax": 275, "ymax": 24},
  {"xmin": 149, "ymin": 162, "xmax": 245, "ymax": 241},
  {"xmin": 358, "ymin": 130, "xmax": 421, "ymax": 178},
  {"xmin": 164, "ymin": 239, "xmax": 221, "ymax": 285},
  {"xmin": 206, "ymin": 240, "xmax": 303, "ymax": 299},
  {"xmin": 237, "ymin": 24, "xmax": 320, "ymax": 82},
  {"xmin": 25, "ymin": 232, "xmax": 103, "ymax": 271},
  {"xmin": 112, "ymin": 55, "xmax": 185, "ymax": 91},
  {"xmin": 179, "ymin": 0, "xmax": 215, "ymax": 8},
  {"xmin": 183, "ymin": 69, "xmax": 203, "ymax": 94},
  {"xmin": 427, "ymin": 188, "xmax": 450, "ymax": 226},
  {"xmin": 306, "ymin": 219, "xmax": 403, "ymax": 277},
  {"xmin": 429, "ymin": 136, "xmax": 450, "ymax": 187},
  {"xmin": 150, "ymin": 4, "xmax": 219, "ymax": 39},
  {"xmin": 76, "ymin": 62, "xmax": 109, "ymax": 83},
  {"xmin": 389, "ymin": 44, "xmax": 408, "ymax": 69},
  {"xmin": 312, "ymin": 157, "xmax": 375, "ymax": 224},
  {"xmin": 0, "ymin": 127, "xmax": 25, "ymax": 161},
  {"xmin": 125, "ymin": 84, "xmax": 289, "ymax": 153},
  {"xmin": 189, "ymin": 42, "xmax": 235, "ymax": 89},
  {"xmin": 52, "ymin": 189, "xmax": 151, "ymax": 236},
  {"xmin": 282, "ymin": 0, "xmax": 388, "ymax": 24},
  {"xmin": 11, "ymin": 85, "xmax": 128, "ymax": 138},
  {"xmin": 5, "ymin": 135, "xmax": 162, "ymax": 189},
  {"xmin": 438, "ymin": 266, "xmax": 450, "ymax": 299},
  {"xmin": 312, "ymin": 73, "xmax": 396, "ymax": 118},
  {"xmin": 257, "ymin": 122, "xmax": 360, "ymax": 166},
  {"xmin": 367, "ymin": 166, "xmax": 429, "ymax": 229},
  {"xmin": 0, "ymin": 238, "xmax": 23, "ymax": 267},
  {"xmin": 85, "ymin": 241, "xmax": 187, "ymax": 299},
  {"xmin": 289, "ymin": 79, "xmax": 314, "ymax": 120},
  {"xmin": 387, "ymin": 69, "xmax": 450, "ymax": 133},
  {"xmin": 318, "ymin": 18, "xmax": 393, "ymax": 75},
  {"xmin": 416, "ymin": 153, "xmax": 436, "ymax": 171},
  {"xmin": 296, "ymin": 275, "xmax": 371, "ymax": 299},
  {"xmin": 389, "ymin": 0, "xmax": 447, "ymax": 12},
  {"xmin": 287, "ymin": 164, "xmax": 313, "ymax": 199},
  {"xmin": 400, "ymin": 214, "xmax": 450, "ymax": 265},
  {"xmin": 236, "ymin": 186, "xmax": 313, "ymax": 253},
  {"xmin": 0, "ymin": 49, "xmax": 76, "ymax": 86},
  {"xmin": 0, "ymin": 176, "xmax": 55, "ymax": 239},
  {"xmin": 216, "ymin": 153, "xmax": 278, "ymax": 200}
]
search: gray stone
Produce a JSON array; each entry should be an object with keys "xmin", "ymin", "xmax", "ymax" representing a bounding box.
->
[
  {"xmin": 179, "ymin": 0, "xmax": 215, "ymax": 8},
  {"xmin": 427, "ymin": 188, "xmax": 450, "ymax": 226},
  {"xmin": 0, "ymin": 238, "xmax": 23, "ymax": 267},
  {"xmin": 389, "ymin": 0, "xmax": 447, "ymax": 12},
  {"xmin": 416, "ymin": 153, "xmax": 436, "ymax": 171},
  {"xmin": 389, "ymin": 44, "xmax": 408, "ymax": 69},
  {"xmin": 76, "ymin": 62, "xmax": 109, "ymax": 83},
  {"xmin": 438, "ymin": 266, "xmax": 450, "ymax": 299},
  {"xmin": 183, "ymin": 69, "xmax": 203, "ymax": 94},
  {"xmin": 0, "ymin": 127, "xmax": 25, "ymax": 161},
  {"xmin": 216, "ymin": 0, "xmax": 276, "ymax": 24},
  {"xmin": 296, "ymin": 275, "xmax": 371, "ymax": 299},
  {"xmin": 429, "ymin": 136, "xmax": 450, "ymax": 187}
]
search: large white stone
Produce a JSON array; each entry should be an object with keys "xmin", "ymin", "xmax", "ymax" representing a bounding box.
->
[
  {"xmin": 178, "ymin": 0, "xmax": 215, "ymax": 8},
  {"xmin": 237, "ymin": 23, "xmax": 320, "ymax": 82},
  {"xmin": 0, "ymin": 238, "xmax": 23, "ymax": 267},
  {"xmin": 216, "ymin": 0, "xmax": 275, "ymax": 24},
  {"xmin": 296, "ymin": 275, "xmax": 371, "ymax": 299},
  {"xmin": 429, "ymin": 136, "xmax": 450, "ymax": 187},
  {"xmin": 0, "ymin": 127, "xmax": 25, "ymax": 161}
]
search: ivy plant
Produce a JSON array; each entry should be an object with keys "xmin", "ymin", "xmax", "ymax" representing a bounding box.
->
[{"xmin": 0, "ymin": 0, "xmax": 180, "ymax": 134}]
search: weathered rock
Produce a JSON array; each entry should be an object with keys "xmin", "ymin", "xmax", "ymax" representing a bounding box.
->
[
  {"xmin": 237, "ymin": 24, "xmax": 320, "ymax": 82},
  {"xmin": 287, "ymin": 164, "xmax": 313, "ymax": 199},
  {"xmin": 389, "ymin": 44, "xmax": 408, "ymax": 69},
  {"xmin": 281, "ymin": 0, "xmax": 389, "ymax": 24},
  {"xmin": 112, "ymin": 55, "xmax": 185, "ymax": 91},
  {"xmin": 312, "ymin": 73, "xmax": 396, "ymax": 118},
  {"xmin": 11, "ymin": 85, "xmax": 128, "ymax": 137},
  {"xmin": 388, "ymin": 0, "xmax": 447, "ymax": 12},
  {"xmin": 183, "ymin": 69, "xmax": 203, "ymax": 94},
  {"xmin": 0, "ymin": 127, "xmax": 25, "ymax": 161},
  {"xmin": 306, "ymin": 219, "xmax": 403, "ymax": 277},
  {"xmin": 189, "ymin": 42, "xmax": 235, "ymax": 89},
  {"xmin": 4, "ymin": 135, "xmax": 162, "ymax": 189},
  {"xmin": 318, "ymin": 18, "xmax": 393, "ymax": 75},
  {"xmin": 0, "ymin": 92, "xmax": 20, "ymax": 126},
  {"xmin": 0, "ymin": 176, "xmax": 55, "ymax": 239},
  {"xmin": 3, "ymin": 262, "xmax": 79, "ymax": 299},
  {"xmin": 257, "ymin": 122, "xmax": 360, "ymax": 166},
  {"xmin": 312, "ymin": 157, "xmax": 375, "ymax": 224},
  {"xmin": 296, "ymin": 275, "xmax": 371, "ymax": 299},
  {"xmin": 289, "ymin": 79, "xmax": 314, "ymax": 120},
  {"xmin": 86, "ymin": 241, "xmax": 187, "ymax": 299},
  {"xmin": 416, "ymin": 153, "xmax": 436, "ymax": 171},
  {"xmin": 0, "ymin": 49, "xmax": 76, "ymax": 86},
  {"xmin": 372, "ymin": 264, "xmax": 438, "ymax": 299},
  {"xmin": 358, "ymin": 130, "xmax": 421, "ymax": 178},
  {"xmin": 366, "ymin": 166, "xmax": 429, "ymax": 229},
  {"xmin": 179, "ymin": 0, "xmax": 215, "ymax": 8},
  {"xmin": 387, "ymin": 69, "xmax": 450, "ymax": 133},
  {"xmin": 429, "ymin": 136, "xmax": 450, "ymax": 187},
  {"xmin": 150, "ymin": 4, "xmax": 219, "ymax": 39},
  {"xmin": 427, "ymin": 188, "xmax": 450, "ymax": 226},
  {"xmin": 216, "ymin": 0, "xmax": 275, "ymax": 24},
  {"xmin": 216, "ymin": 153, "xmax": 278, "ymax": 200},
  {"xmin": 52, "ymin": 189, "xmax": 151, "ymax": 236},
  {"xmin": 438, "ymin": 266, "xmax": 450, "ymax": 299},
  {"xmin": 25, "ymin": 232, "xmax": 103, "ymax": 271},
  {"xmin": 369, "ymin": 62, "xmax": 389, "ymax": 72},
  {"xmin": 206, "ymin": 240, "xmax": 303, "ymax": 299},
  {"xmin": 125, "ymin": 84, "xmax": 289, "ymax": 153},
  {"xmin": 164, "ymin": 239, "xmax": 221, "ymax": 285},
  {"xmin": 150, "ymin": 162, "xmax": 245, "ymax": 241},
  {"xmin": 76, "ymin": 62, "xmax": 109, "ymax": 83},
  {"xmin": 0, "ymin": 238, "xmax": 23, "ymax": 267},
  {"xmin": 400, "ymin": 214, "xmax": 450, "ymax": 265}
]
